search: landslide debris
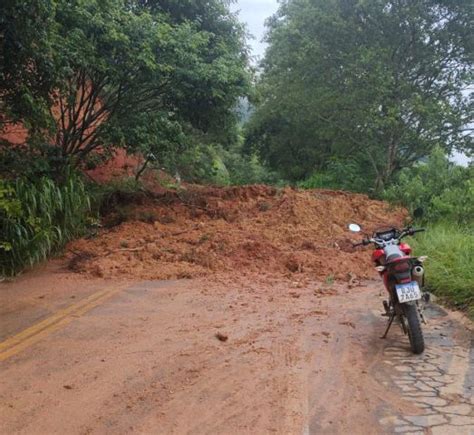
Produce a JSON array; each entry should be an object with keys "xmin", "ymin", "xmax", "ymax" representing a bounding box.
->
[{"xmin": 66, "ymin": 185, "xmax": 407, "ymax": 281}]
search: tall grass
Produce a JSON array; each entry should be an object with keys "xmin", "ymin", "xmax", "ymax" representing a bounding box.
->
[
  {"xmin": 411, "ymin": 223, "xmax": 474, "ymax": 318},
  {"xmin": 0, "ymin": 174, "xmax": 91, "ymax": 276}
]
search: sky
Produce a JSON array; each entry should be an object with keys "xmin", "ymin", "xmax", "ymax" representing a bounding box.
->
[
  {"xmin": 231, "ymin": 0, "xmax": 471, "ymax": 166},
  {"xmin": 230, "ymin": 0, "xmax": 279, "ymax": 63}
]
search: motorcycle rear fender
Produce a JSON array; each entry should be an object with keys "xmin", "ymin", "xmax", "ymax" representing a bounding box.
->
[{"xmin": 387, "ymin": 257, "xmax": 413, "ymax": 288}]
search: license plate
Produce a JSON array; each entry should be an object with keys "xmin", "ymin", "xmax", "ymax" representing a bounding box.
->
[{"xmin": 396, "ymin": 281, "xmax": 421, "ymax": 303}]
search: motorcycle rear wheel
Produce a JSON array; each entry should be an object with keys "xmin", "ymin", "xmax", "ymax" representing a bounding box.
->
[{"xmin": 403, "ymin": 303, "xmax": 425, "ymax": 354}]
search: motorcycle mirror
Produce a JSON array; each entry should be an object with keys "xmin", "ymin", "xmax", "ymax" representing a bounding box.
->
[{"xmin": 348, "ymin": 223, "xmax": 361, "ymax": 233}]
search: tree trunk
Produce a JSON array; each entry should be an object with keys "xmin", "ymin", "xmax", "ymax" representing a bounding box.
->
[{"xmin": 135, "ymin": 155, "xmax": 151, "ymax": 181}]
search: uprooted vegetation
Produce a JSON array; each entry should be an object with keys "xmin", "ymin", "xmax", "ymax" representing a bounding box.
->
[{"xmin": 66, "ymin": 185, "xmax": 407, "ymax": 281}]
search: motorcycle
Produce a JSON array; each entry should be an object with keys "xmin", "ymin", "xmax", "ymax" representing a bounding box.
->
[{"xmin": 349, "ymin": 223, "xmax": 428, "ymax": 354}]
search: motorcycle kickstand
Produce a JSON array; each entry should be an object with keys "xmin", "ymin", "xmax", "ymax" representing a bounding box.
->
[
  {"xmin": 381, "ymin": 313, "xmax": 395, "ymax": 339},
  {"xmin": 419, "ymin": 308, "xmax": 428, "ymax": 325}
]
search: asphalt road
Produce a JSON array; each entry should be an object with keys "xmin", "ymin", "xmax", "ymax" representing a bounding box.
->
[{"xmin": 1, "ymin": 269, "xmax": 473, "ymax": 434}]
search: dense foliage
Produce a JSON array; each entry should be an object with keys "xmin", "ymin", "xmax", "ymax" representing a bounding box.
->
[
  {"xmin": 0, "ymin": 174, "xmax": 91, "ymax": 276},
  {"xmin": 0, "ymin": 0, "xmax": 275, "ymax": 275},
  {"xmin": 247, "ymin": 0, "xmax": 473, "ymax": 191},
  {"xmin": 297, "ymin": 158, "xmax": 373, "ymax": 192},
  {"xmin": 385, "ymin": 148, "xmax": 473, "ymax": 316},
  {"xmin": 0, "ymin": 1, "xmax": 58, "ymax": 131},
  {"xmin": 1, "ymin": 0, "xmax": 251, "ymax": 178},
  {"xmin": 384, "ymin": 148, "xmax": 473, "ymax": 224},
  {"xmin": 411, "ymin": 223, "xmax": 473, "ymax": 317}
]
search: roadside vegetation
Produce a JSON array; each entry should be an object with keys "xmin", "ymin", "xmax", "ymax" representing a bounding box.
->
[
  {"xmin": 384, "ymin": 149, "xmax": 473, "ymax": 317},
  {"xmin": 0, "ymin": 0, "xmax": 258, "ymax": 275},
  {"xmin": 0, "ymin": 174, "xmax": 91, "ymax": 276},
  {"xmin": 247, "ymin": 0, "xmax": 472, "ymax": 194},
  {"xmin": 410, "ymin": 224, "xmax": 473, "ymax": 318}
]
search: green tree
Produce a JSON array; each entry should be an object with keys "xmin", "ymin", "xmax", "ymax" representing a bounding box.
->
[
  {"xmin": 0, "ymin": 0, "xmax": 251, "ymax": 177},
  {"xmin": 0, "ymin": 0, "xmax": 59, "ymax": 131},
  {"xmin": 384, "ymin": 147, "xmax": 473, "ymax": 224},
  {"xmin": 247, "ymin": 0, "xmax": 473, "ymax": 191}
]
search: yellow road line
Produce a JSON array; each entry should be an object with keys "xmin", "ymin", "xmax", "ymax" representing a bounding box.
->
[
  {"xmin": 0, "ymin": 289, "xmax": 110, "ymax": 352},
  {"xmin": 0, "ymin": 287, "xmax": 122, "ymax": 362}
]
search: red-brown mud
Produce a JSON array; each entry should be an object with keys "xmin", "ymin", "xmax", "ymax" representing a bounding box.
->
[{"xmin": 67, "ymin": 185, "xmax": 407, "ymax": 281}]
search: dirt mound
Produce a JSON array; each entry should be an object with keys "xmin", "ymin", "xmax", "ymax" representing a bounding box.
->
[{"xmin": 66, "ymin": 185, "xmax": 407, "ymax": 281}]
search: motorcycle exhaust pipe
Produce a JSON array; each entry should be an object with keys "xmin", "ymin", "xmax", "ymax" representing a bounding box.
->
[{"xmin": 412, "ymin": 265, "xmax": 424, "ymax": 287}]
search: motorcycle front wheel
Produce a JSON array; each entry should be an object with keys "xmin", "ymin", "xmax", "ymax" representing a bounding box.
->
[{"xmin": 403, "ymin": 303, "xmax": 425, "ymax": 354}]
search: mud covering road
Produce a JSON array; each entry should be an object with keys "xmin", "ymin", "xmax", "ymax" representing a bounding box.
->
[
  {"xmin": 65, "ymin": 185, "xmax": 407, "ymax": 282},
  {"xmin": 1, "ymin": 267, "xmax": 473, "ymax": 434}
]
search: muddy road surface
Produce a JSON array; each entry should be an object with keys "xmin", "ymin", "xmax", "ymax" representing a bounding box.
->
[{"xmin": 1, "ymin": 268, "xmax": 473, "ymax": 434}]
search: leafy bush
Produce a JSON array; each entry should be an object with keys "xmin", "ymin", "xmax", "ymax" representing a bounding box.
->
[
  {"xmin": 0, "ymin": 174, "xmax": 91, "ymax": 276},
  {"xmin": 298, "ymin": 158, "xmax": 375, "ymax": 193},
  {"xmin": 411, "ymin": 223, "xmax": 474, "ymax": 318},
  {"xmin": 221, "ymin": 145, "xmax": 282, "ymax": 186},
  {"xmin": 0, "ymin": 142, "xmax": 71, "ymax": 181},
  {"xmin": 88, "ymin": 178, "xmax": 146, "ymax": 216},
  {"xmin": 384, "ymin": 148, "xmax": 473, "ymax": 316},
  {"xmin": 383, "ymin": 148, "xmax": 473, "ymax": 224},
  {"xmin": 0, "ymin": 181, "xmax": 22, "ymax": 252},
  {"xmin": 170, "ymin": 141, "xmax": 281, "ymax": 186}
]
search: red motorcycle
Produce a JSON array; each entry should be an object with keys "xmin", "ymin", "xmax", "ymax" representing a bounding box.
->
[{"xmin": 349, "ymin": 224, "xmax": 428, "ymax": 354}]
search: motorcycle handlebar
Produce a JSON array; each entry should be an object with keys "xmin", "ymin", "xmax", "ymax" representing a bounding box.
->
[
  {"xmin": 352, "ymin": 239, "xmax": 371, "ymax": 248},
  {"xmin": 352, "ymin": 228, "xmax": 426, "ymax": 248},
  {"xmin": 401, "ymin": 228, "xmax": 426, "ymax": 238}
]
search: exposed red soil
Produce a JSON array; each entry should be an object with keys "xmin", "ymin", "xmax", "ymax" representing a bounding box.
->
[
  {"xmin": 66, "ymin": 185, "xmax": 407, "ymax": 281},
  {"xmin": 85, "ymin": 148, "xmax": 143, "ymax": 182},
  {"xmin": 0, "ymin": 121, "xmax": 143, "ymax": 183},
  {"xmin": 0, "ymin": 122, "xmax": 28, "ymax": 145}
]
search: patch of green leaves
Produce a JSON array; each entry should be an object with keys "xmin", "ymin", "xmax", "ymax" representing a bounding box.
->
[
  {"xmin": 0, "ymin": 174, "xmax": 92, "ymax": 276},
  {"xmin": 384, "ymin": 148, "xmax": 473, "ymax": 225},
  {"xmin": 247, "ymin": 0, "xmax": 473, "ymax": 189},
  {"xmin": 411, "ymin": 223, "xmax": 474, "ymax": 319}
]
